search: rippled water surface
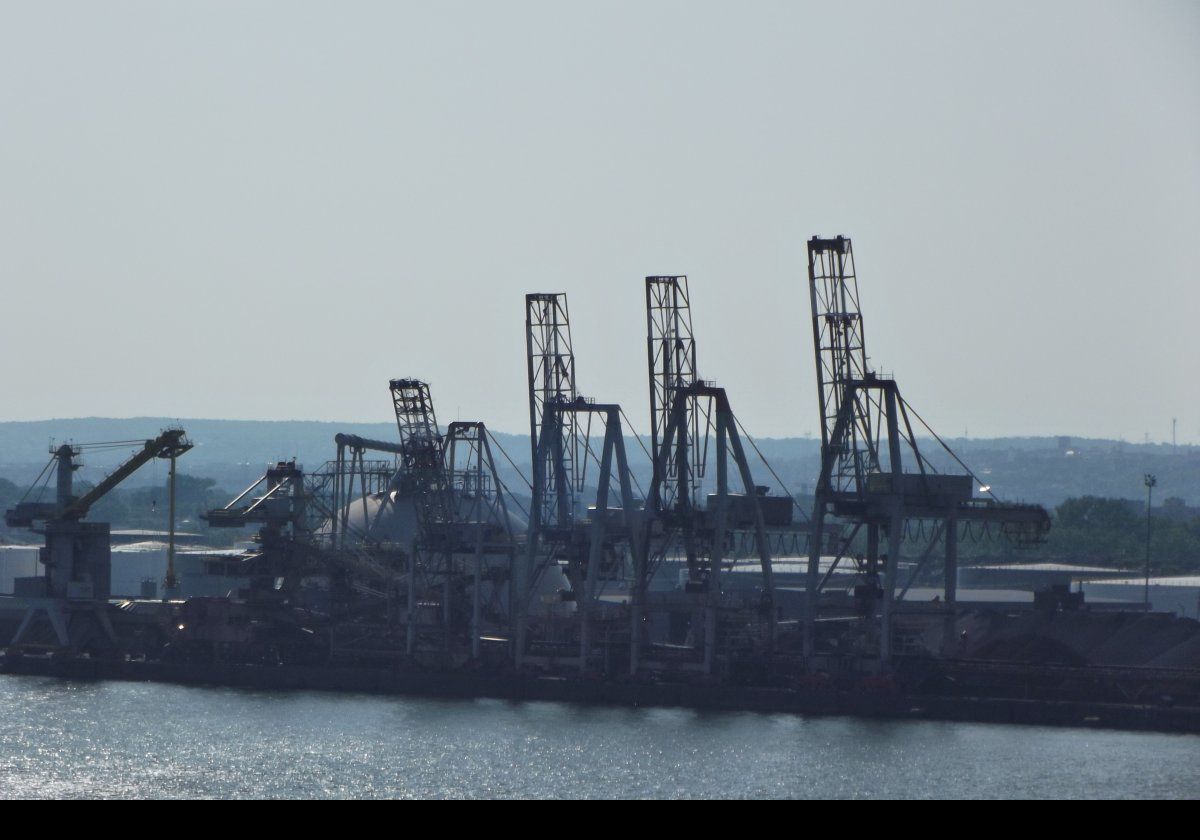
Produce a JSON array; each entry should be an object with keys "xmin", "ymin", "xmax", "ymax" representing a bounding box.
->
[{"xmin": 1, "ymin": 675, "xmax": 1197, "ymax": 798}]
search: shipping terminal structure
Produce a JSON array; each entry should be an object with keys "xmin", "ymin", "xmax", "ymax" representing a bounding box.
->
[{"xmin": 3, "ymin": 236, "xmax": 1200, "ymax": 733}]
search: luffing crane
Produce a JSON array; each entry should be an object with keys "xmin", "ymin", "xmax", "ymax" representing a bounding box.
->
[{"xmin": 4, "ymin": 429, "xmax": 192, "ymax": 648}]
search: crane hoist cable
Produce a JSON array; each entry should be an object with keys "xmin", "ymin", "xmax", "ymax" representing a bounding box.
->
[
  {"xmin": 480, "ymin": 430, "xmax": 532, "ymax": 522},
  {"xmin": 731, "ymin": 413, "xmax": 812, "ymax": 523},
  {"xmin": 900, "ymin": 395, "xmax": 1000, "ymax": 503}
]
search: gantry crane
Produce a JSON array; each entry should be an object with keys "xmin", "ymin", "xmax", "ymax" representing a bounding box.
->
[
  {"xmin": 634, "ymin": 277, "xmax": 788, "ymax": 675},
  {"xmin": 390, "ymin": 378, "xmax": 516, "ymax": 659},
  {"xmin": 521, "ymin": 293, "xmax": 643, "ymax": 671},
  {"xmin": 5, "ymin": 429, "xmax": 192, "ymax": 648},
  {"xmin": 802, "ymin": 236, "xmax": 1050, "ymax": 667}
]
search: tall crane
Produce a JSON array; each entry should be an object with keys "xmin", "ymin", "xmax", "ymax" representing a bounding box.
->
[
  {"xmin": 646, "ymin": 276, "xmax": 701, "ymax": 510},
  {"xmin": 802, "ymin": 235, "xmax": 1050, "ymax": 667},
  {"xmin": 635, "ymin": 276, "xmax": 783, "ymax": 675},
  {"xmin": 5, "ymin": 429, "xmax": 192, "ymax": 648},
  {"xmin": 525, "ymin": 293, "xmax": 581, "ymax": 527},
  {"xmin": 522, "ymin": 293, "xmax": 642, "ymax": 671},
  {"xmin": 390, "ymin": 379, "xmax": 516, "ymax": 659},
  {"xmin": 390, "ymin": 378, "xmax": 452, "ymax": 653}
]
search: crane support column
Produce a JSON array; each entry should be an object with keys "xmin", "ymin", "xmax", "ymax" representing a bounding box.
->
[
  {"xmin": 943, "ymin": 511, "xmax": 959, "ymax": 656},
  {"xmin": 165, "ymin": 453, "xmax": 179, "ymax": 596},
  {"xmin": 579, "ymin": 410, "xmax": 618, "ymax": 671},
  {"xmin": 803, "ymin": 509, "xmax": 824, "ymax": 666}
]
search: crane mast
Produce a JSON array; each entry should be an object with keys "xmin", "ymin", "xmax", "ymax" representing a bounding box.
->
[
  {"xmin": 808, "ymin": 237, "xmax": 881, "ymax": 492},
  {"xmin": 390, "ymin": 378, "xmax": 454, "ymax": 652},
  {"xmin": 391, "ymin": 378, "xmax": 454, "ymax": 533},
  {"xmin": 646, "ymin": 275, "xmax": 702, "ymax": 509},
  {"xmin": 525, "ymin": 293, "xmax": 581, "ymax": 528}
]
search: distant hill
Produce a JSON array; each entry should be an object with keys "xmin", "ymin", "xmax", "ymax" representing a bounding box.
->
[{"xmin": 0, "ymin": 417, "xmax": 1195, "ymax": 509}]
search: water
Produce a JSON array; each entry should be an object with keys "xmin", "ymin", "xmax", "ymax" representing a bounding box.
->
[{"xmin": 1, "ymin": 675, "xmax": 1197, "ymax": 799}]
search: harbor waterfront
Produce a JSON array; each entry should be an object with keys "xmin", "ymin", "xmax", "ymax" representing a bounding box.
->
[
  {"xmin": 1, "ymin": 674, "xmax": 1196, "ymax": 799},
  {"xmin": 2, "ymin": 0, "xmax": 1195, "ymax": 802}
]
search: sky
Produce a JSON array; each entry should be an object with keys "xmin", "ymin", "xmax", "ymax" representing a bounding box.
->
[{"xmin": 0, "ymin": 1, "xmax": 1196, "ymax": 444}]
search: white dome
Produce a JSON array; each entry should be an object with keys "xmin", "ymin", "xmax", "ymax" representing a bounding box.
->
[{"xmin": 323, "ymin": 486, "xmax": 528, "ymax": 547}]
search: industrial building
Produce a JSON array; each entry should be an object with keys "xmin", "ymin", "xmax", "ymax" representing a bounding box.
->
[
  {"xmin": 1083, "ymin": 576, "xmax": 1200, "ymax": 620},
  {"xmin": 0, "ymin": 545, "xmax": 39, "ymax": 594},
  {"xmin": 958, "ymin": 562, "xmax": 1136, "ymax": 591}
]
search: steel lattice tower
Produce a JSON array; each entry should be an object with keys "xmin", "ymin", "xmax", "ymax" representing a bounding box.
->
[
  {"xmin": 390, "ymin": 378, "xmax": 453, "ymax": 530},
  {"xmin": 808, "ymin": 236, "xmax": 883, "ymax": 493},
  {"xmin": 520, "ymin": 292, "xmax": 643, "ymax": 672},
  {"xmin": 525, "ymin": 293, "xmax": 581, "ymax": 527},
  {"xmin": 646, "ymin": 276, "xmax": 705, "ymax": 510},
  {"xmin": 634, "ymin": 277, "xmax": 779, "ymax": 675}
]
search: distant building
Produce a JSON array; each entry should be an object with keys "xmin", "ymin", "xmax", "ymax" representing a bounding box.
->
[
  {"xmin": 0, "ymin": 545, "xmax": 40, "ymax": 594},
  {"xmin": 1157, "ymin": 497, "xmax": 1198, "ymax": 521},
  {"xmin": 109, "ymin": 529, "xmax": 203, "ymax": 546},
  {"xmin": 1082, "ymin": 576, "xmax": 1200, "ymax": 620},
  {"xmin": 109, "ymin": 542, "xmax": 249, "ymax": 598},
  {"xmin": 959, "ymin": 562, "xmax": 1134, "ymax": 592},
  {"xmin": 0, "ymin": 540, "xmax": 251, "ymax": 600}
]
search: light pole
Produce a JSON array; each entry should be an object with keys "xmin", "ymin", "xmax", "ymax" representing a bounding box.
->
[{"xmin": 1144, "ymin": 473, "xmax": 1157, "ymax": 608}]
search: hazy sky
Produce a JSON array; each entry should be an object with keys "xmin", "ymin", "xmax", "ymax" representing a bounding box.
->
[{"xmin": 1, "ymin": 1, "xmax": 1196, "ymax": 443}]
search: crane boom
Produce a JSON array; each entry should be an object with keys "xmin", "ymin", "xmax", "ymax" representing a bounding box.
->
[
  {"xmin": 60, "ymin": 429, "xmax": 192, "ymax": 520},
  {"xmin": 333, "ymin": 433, "xmax": 404, "ymax": 456}
]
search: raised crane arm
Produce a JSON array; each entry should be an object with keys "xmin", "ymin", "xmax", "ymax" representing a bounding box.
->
[
  {"xmin": 59, "ymin": 429, "xmax": 193, "ymax": 520},
  {"xmin": 6, "ymin": 429, "xmax": 193, "ymax": 527},
  {"xmin": 333, "ymin": 433, "xmax": 404, "ymax": 456}
]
